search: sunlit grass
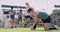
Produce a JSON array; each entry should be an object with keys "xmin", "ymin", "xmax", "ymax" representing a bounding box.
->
[{"xmin": 0, "ymin": 27, "xmax": 60, "ymax": 32}]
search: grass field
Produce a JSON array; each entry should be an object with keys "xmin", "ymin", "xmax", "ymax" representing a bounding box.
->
[{"xmin": 0, "ymin": 27, "xmax": 60, "ymax": 32}]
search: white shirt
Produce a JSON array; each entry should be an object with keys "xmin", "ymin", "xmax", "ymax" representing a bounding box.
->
[
  {"xmin": 4, "ymin": 18, "xmax": 11, "ymax": 28},
  {"xmin": 25, "ymin": 7, "xmax": 29, "ymax": 15}
]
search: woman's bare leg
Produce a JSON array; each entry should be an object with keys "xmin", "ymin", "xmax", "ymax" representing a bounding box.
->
[
  {"xmin": 44, "ymin": 23, "xmax": 50, "ymax": 31},
  {"xmin": 10, "ymin": 19, "xmax": 15, "ymax": 28}
]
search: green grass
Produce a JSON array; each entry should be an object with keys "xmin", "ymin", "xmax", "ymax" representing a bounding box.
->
[{"xmin": 0, "ymin": 27, "xmax": 60, "ymax": 32}]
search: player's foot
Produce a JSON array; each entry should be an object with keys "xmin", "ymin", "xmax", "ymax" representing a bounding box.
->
[
  {"xmin": 30, "ymin": 26, "xmax": 36, "ymax": 30},
  {"xmin": 48, "ymin": 27, "xmax": 57, "ymax": 30},
  {"xmin": 54, "ymin": 25, "xmax": 60, "ymax": 29}
]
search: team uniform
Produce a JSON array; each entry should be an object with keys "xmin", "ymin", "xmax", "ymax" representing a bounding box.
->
[
  {"xmin": 25, "ymin": 14, "xmax": 33, "ymax": 20},
  {"xmin": 25, "ymin": 12, "xmax": 51, "ymax": 23},
  {"xmin": 34, "ymin": 12, "xmax": 51, "ymax": 29},
  {"xmin": 10, "ymin": 14, "xmax": 15, "ymax": 19},
  {"xmin": 25, "ymin": 8, "xmax": 33, "ymax": 20},
  {"xmin": 9, "ymin": 10, "xmax": 15, "ymax": 19},
  {"xmin": 38, "ymin": 12, "xmax": 51, "ymax": 23}
]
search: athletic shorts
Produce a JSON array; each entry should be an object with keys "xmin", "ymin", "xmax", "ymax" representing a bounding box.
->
[
  {"xmin": 10, "ymin": 14, "xmax": 15, "ymax": 19},
  {"xmin": 25, "ymin": 15, "xmax": 33, "ymax": 20},
  {"xmin": 42, "ymin": 16, "xmax": 51, "ymax": 23}
]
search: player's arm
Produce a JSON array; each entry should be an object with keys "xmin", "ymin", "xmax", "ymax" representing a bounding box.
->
[{"xmin": 32, "ymin": 12, "xmax": 38, "ymax": 26}]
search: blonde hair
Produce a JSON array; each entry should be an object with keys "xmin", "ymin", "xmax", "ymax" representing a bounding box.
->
[{"xmin": 6, "ymin": 15, "xmax": 9, "ymax": 18}]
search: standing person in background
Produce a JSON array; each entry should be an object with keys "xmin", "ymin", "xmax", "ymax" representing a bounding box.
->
[
  {"xmin": 4, "ymin": 15, "xmax": 11, "ymax": 28},
  {"xmin": 17, "ymin": 9, "xmax": 23, "ymax": 24},
  {"xmin": 25, "ymin": 2, "xmax": 32, "ymax": 23},
  {"xmin": 9, "ymin": 7, "xmax": 16, "ymax": 28},
  {"xmin": 25, "ymin": 2, "xmax": 31, "ymax": 15}
]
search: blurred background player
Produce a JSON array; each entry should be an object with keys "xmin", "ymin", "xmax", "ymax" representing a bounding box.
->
[
  {"xmin": 9, "ymin": 7, "xmax": 16, "ymax": 28},
  {"xmin": 17, "ymin": 9, "xmax": 23, "ymax": 24},
  {"xmin": 25, "ymin": 2, "xmax": 33, "ymax": 23},
  {"xmin": 4, "ymin": 15, "xmax": 11, "ymax": 28}
]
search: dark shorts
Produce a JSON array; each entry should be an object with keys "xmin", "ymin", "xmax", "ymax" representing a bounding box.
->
[
  {"xmin": 25, "ymin": 15, "xmax": 33, "ymax": 20},
  {"xmin": 42, "ymin": 16, "xmax": 51, "ymax": 23}
]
